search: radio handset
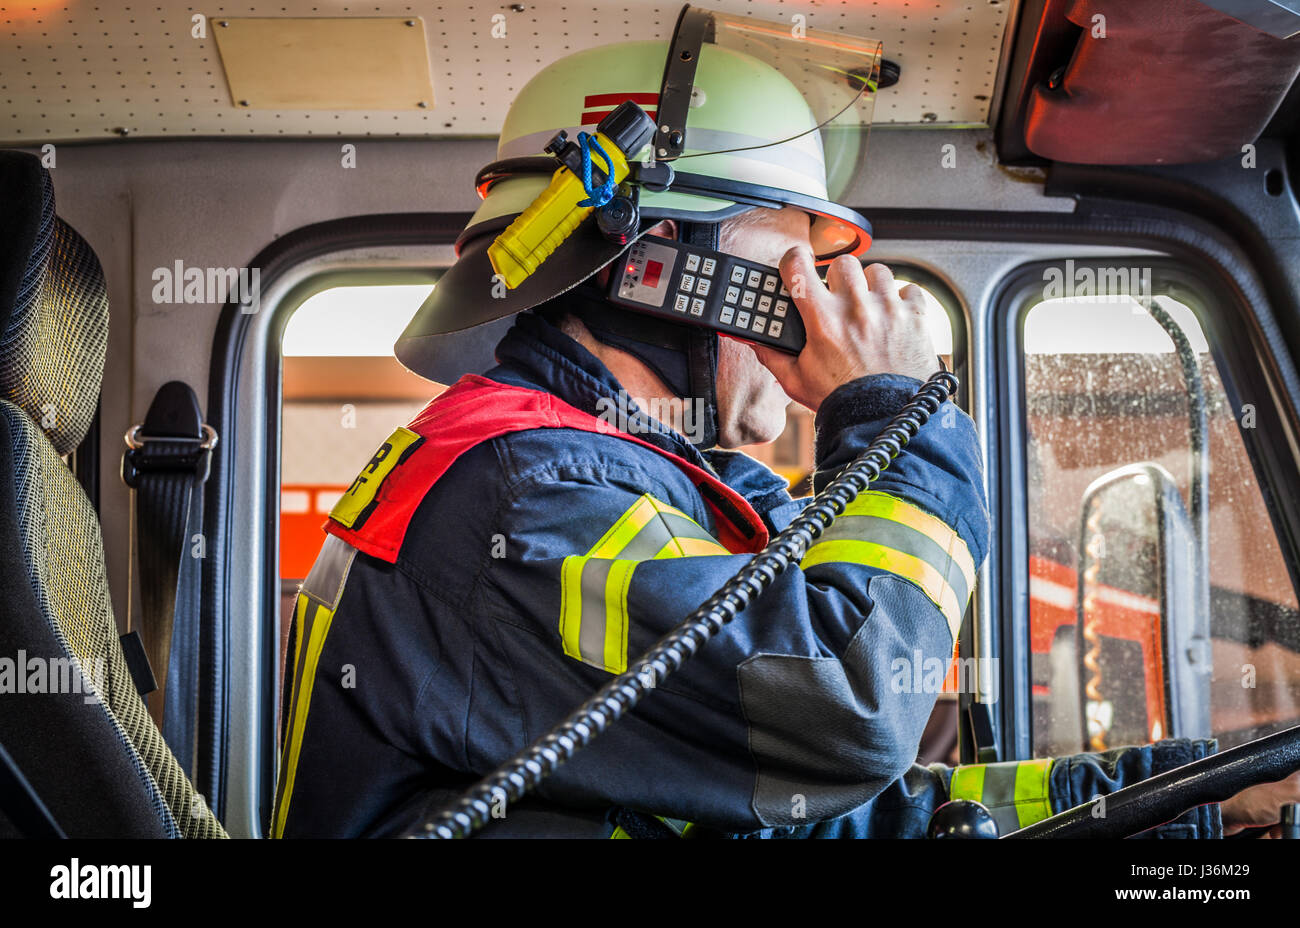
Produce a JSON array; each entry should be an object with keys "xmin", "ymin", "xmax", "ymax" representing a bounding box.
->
[{"xmin": 606, "ymin": 234, "xmax": 807, "ymax": 354}]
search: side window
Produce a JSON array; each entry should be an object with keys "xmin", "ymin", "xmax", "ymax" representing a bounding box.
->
[
  {"xmin": 1020, "ymin": 274, "xmax": 1300, "ymax": 757},
  {"xmin": 279, "ymin": 282, "xmax": 445, "ymax": 674}
]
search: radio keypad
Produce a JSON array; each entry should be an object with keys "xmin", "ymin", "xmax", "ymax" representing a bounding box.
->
[
  {"xmin": 609, "ymin": 238, "xmax": 800, "ymax": 352},
  {"xmin": 713, "ymin": 259, "xmax": 795, "ymax": 347}
]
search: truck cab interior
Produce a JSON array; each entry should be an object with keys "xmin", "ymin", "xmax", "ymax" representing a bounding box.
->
[{"xmin": 2, "ymin": 0, "xmax": 1300, "ymax": 845}]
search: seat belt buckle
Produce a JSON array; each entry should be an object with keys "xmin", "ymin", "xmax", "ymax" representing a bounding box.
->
[{"xmin": 120, "ymin": 423, "xmax": 217, "ymax": 489}]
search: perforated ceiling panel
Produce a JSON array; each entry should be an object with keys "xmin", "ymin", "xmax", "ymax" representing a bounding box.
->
[{"xmin": 1, "ymin": 0, "xmax": 1013, "ymax": 145}]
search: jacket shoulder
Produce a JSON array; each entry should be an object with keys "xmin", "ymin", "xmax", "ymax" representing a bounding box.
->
[
  {"xmin": 491, "ymin": 426, "xmax": 706, "ymax": 514},
  {"xmin": 396, "ymin": 426, "xmax": 709, "ymax": 591}
]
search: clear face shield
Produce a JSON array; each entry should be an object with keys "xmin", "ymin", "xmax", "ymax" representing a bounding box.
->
[{"xmin": 651, "ymin": 6, "xmax": 882, "ymax": 256}]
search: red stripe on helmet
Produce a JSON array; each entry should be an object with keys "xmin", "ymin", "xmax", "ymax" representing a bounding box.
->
[
  {"xmin": 580, "ymin": 108, "xmax": 657, "ymax": 125},
  {"xmin": 581, "ymin": 92, "xmax": 659, "ymax": 126},
  {"xmin": 583, "ymin": 92, "xmax": 659, "ymax": 107}
]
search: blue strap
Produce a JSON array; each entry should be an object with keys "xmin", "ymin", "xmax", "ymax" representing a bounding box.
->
[{"xmin": 576, "ymin": 132, "xmax": 617, "ymax": 208}]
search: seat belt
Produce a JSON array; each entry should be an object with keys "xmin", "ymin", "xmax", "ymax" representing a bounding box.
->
[{"xmin": 121, "ymin": 381, "xmax": 216, "ymax": 779}]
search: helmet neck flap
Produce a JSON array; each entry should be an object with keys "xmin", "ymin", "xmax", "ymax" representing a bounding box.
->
[{"xmin": 545, "ymin": 219, "xmax": 723, "ymax": 449}]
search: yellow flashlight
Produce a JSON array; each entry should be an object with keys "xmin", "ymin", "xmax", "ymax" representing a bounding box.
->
[{"xmin": 488, "ymin": 102, "xmax": 656, "ymax": 290}]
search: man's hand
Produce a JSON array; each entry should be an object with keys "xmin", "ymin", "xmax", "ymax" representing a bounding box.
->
[
  {"xmin": 751, "ymin": 248, "xmax": 940, "ymax": 413},
  {"xmin": 1220, "ymin": 770, "xmax": 1300, "ymax": 837}
]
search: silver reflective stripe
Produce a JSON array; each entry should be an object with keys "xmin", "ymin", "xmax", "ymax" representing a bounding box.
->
[
  {"xmin": 578, "ymin": 558, "xmax": 616, "ymax": 665},
  {"xmin": 618, "ymin": 511, "xmax": 718, "ymax": 560},
  {"xmin": 978, "ymin": 763, "xmax": 1023, "ymax": 836},
  {"xmin": 301, "ymin": 533, "xmax": 358, "ymax": 611}
]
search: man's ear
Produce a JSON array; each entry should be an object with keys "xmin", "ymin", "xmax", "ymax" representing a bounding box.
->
[{"xmin": 647, "ymin": 218, "xmax": 677, "ymax": 239}]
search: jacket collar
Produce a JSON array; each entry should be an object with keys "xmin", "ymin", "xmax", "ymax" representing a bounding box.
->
[{"xmin": 486, "ymin": 310, "xmax": 711, "ymax": 469}]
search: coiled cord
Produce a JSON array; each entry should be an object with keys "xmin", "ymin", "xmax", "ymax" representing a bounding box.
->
[{"xmin": 407, "ymin": 370, "xmax": 960, "ymax": 839}]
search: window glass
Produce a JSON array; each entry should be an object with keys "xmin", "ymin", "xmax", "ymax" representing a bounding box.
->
[
  {"xmin": 1023, "ymin": 287, "xmax": 1300, "ymax": 757},
  {"xmin": 279, "ymin": 284, "xmax": 446, "ymax": 670}
]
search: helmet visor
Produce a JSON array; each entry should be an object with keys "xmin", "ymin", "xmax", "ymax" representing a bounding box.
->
[{"xmin": 659, "ymin": 5, "xmax": 881, "ymax": 198}]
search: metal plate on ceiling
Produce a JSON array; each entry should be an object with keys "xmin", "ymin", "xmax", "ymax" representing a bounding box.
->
[
  {"xmin": 212, "ymin": 17, "xmax": 436, "ymax": 110},
  {"xmin": 1, "ymin": 0, "xmax": 1013, "ymax": 145}
]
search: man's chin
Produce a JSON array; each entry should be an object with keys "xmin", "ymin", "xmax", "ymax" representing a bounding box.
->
[{"xmin": 720, "ymin": 412, "xmax": 788, "ymax": 449}]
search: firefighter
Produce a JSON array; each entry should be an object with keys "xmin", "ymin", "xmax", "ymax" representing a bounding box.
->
[{"xmin": 271, "ymin": 9, "xmax": 1297, "ymax": 838}]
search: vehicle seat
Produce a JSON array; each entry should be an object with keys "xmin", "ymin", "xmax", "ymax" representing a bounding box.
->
[{"xmin": 0, "ymin": 150, "xmax": 225, "ymax": 838}]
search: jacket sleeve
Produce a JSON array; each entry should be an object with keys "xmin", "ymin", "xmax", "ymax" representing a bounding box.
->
[
  {"xmin": 463, "ymin": 374, "xmax": 989, "ymax": 834},
  {"xmin": 755, "ymin": 739, "xmax": 1222, "ymax": 838}
]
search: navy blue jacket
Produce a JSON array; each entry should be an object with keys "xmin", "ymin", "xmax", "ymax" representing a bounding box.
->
[{"xmin": 272, "ymin": 310, "xmax": 1220, "ymax": 839}]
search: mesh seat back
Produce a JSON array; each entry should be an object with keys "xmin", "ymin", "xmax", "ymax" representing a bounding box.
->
[{"xmin": 0, "ymin": 150, "xmax": 225, "ymax": 838}]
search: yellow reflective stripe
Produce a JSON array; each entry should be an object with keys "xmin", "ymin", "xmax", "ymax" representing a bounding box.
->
[
  {"xmin": 608, "ymin": 816, "xmax": 696, "ymax": 839},
  {"xmin": 604, "ymin": 560, "xmax": 636, "ymax": 674},
  {"xmin": 588, "ymin": 495, "xmax": 659, "ymax": 558},
  {"xmin": 949, "ymin": 763, "xmax": 986, "ymax": 802},
  {"xmin": 559, "ymin": 555, "xmax": 586, "ymax": 663},
  {"xmin": 801, "ymin": 539, "xmax": 964, "ymax": 638},
  {"xmin": 1013, "ymin": 758, "xmax": 1053, "ymax": 829},
  {"xmin": 654, "ymin": 535, "xmax": 729, "ymax": 558},
  {"xmin": 843, "ymin": 491, "xmax": 976, "ymax": 597},
  {"xmin": 947, "ymin": 758, "xmax": 1055, "ymax": 834},
  {"xmin": 559, "ymin": 494, "xmax": 730, "ymax": 674},
  {"xmin": 272, "ymin": 597, "xmax": 338, "ymax": 838}
]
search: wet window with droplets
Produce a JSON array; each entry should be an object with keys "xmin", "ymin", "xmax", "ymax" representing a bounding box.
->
[{"xmin": 1022, "ymin": 288, "xmax": 1300, "ymax": 758}]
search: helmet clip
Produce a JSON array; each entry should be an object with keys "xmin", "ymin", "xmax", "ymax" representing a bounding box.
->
[{"xmin": 628, "ymin": 160, "xmax": 675, "ymax": 192}]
